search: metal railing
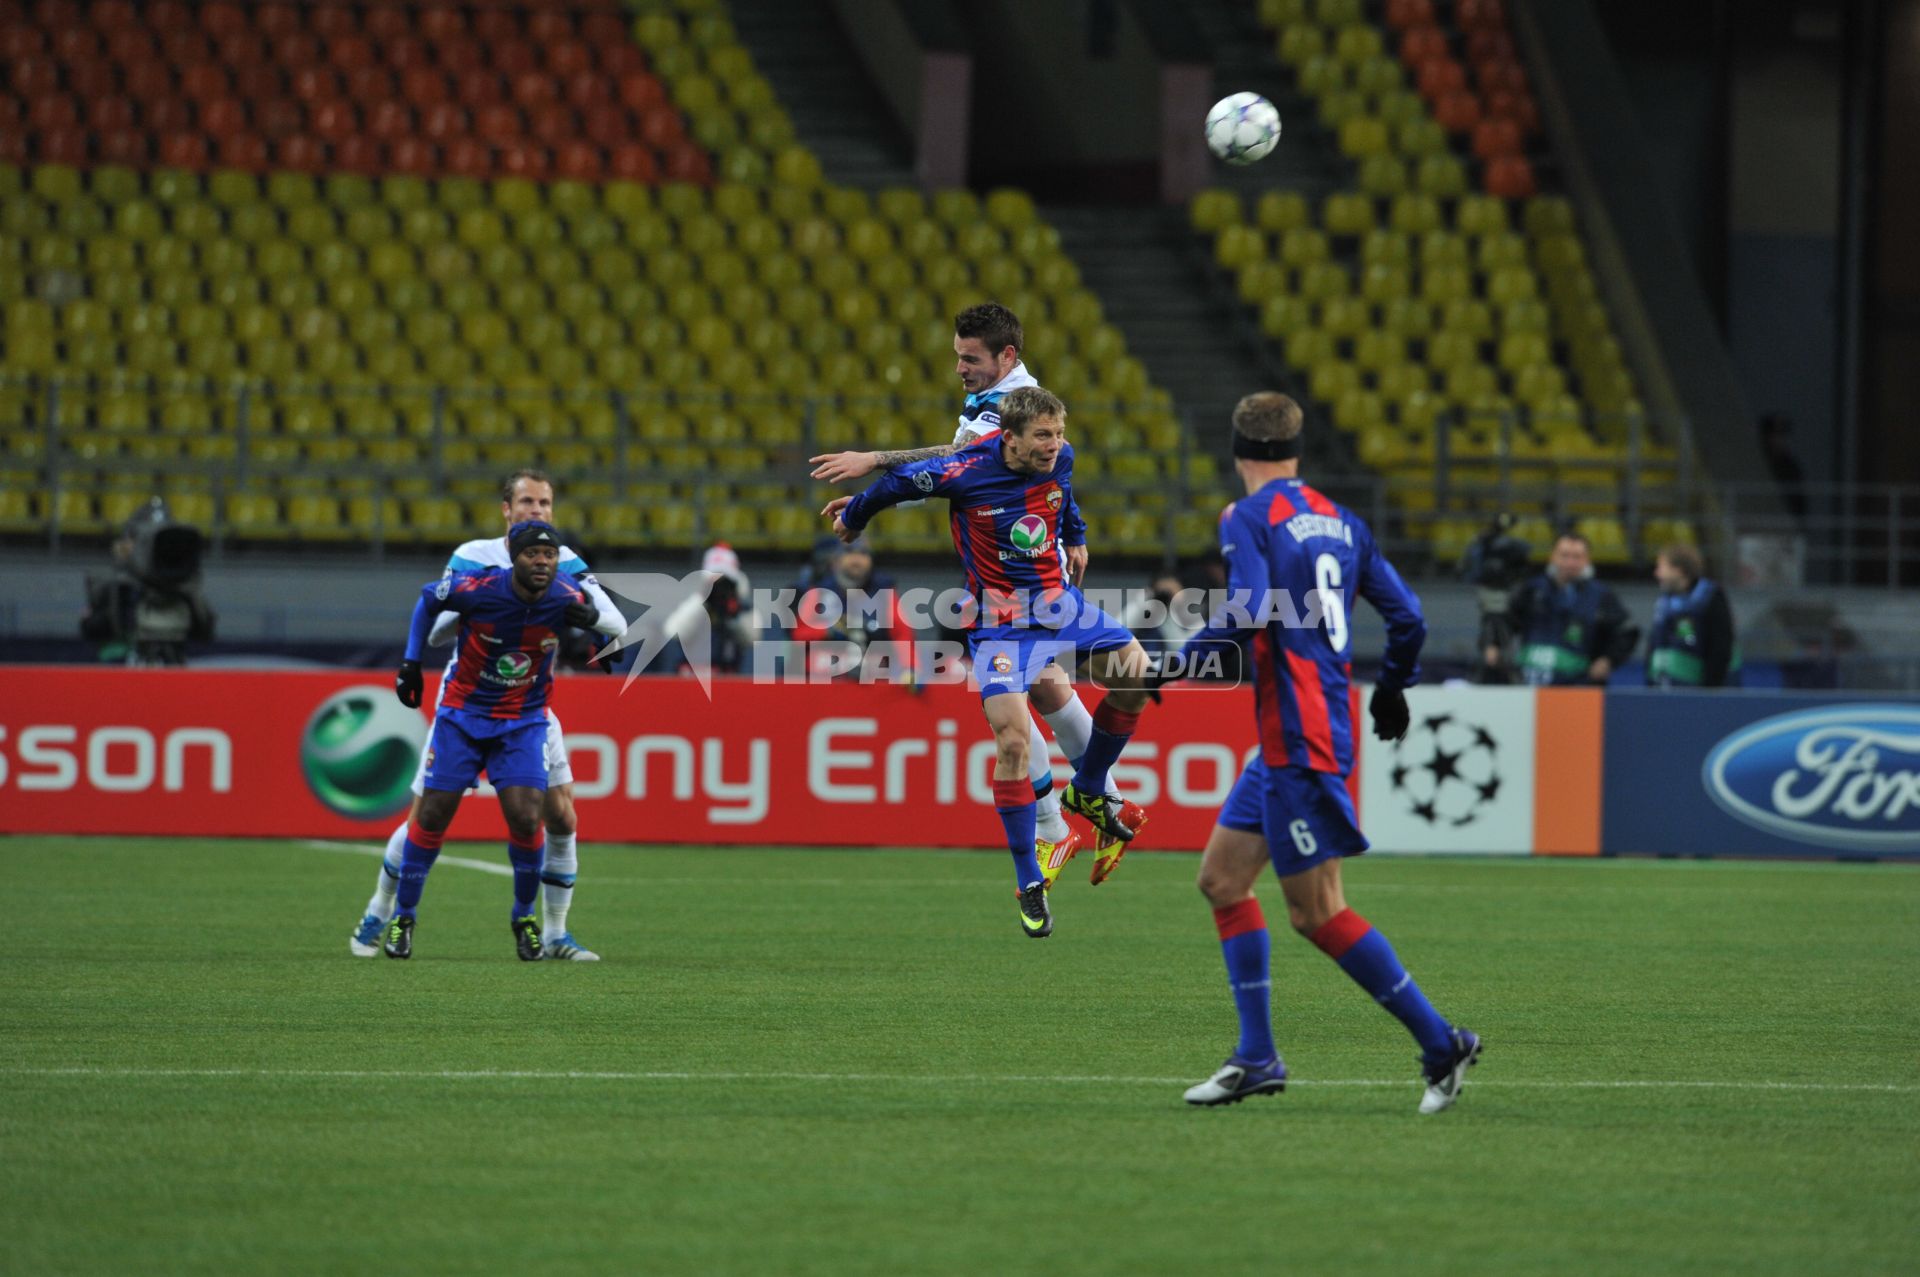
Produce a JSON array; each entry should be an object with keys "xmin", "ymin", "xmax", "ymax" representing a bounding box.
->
[{"xmin": 4, "ymin": 371, "xmax": 1914, "ymax": 585}]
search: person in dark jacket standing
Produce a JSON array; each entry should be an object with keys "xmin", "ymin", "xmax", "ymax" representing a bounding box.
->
[
  {"xmin": 1647, "ymin": 543, "xmax": 1739, "ymax": 688},
  {"xmin": 1494, "ymin": 532, "xmax": 1638, "ymax": 686}
]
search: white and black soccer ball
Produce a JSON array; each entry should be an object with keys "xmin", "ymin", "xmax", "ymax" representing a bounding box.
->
[{"xmin": 1205, "ymin": 92, "xmax": 1282, "ymax": 165}]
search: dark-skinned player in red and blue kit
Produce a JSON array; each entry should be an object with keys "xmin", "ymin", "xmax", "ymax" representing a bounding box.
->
[
  {"xmin": 822, "ymin": 385, "xmax": 1156, "ymax": 940},
  {"xmin": 384, "ymin": 520, "xmax": 599, "ymax": 962},
  {"xmin": 1162, "ymin": 393, "xmax": 1481, "ymax": 1115}
]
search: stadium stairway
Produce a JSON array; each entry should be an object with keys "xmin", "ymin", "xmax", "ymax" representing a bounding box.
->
[{"xmin": 725, "ymin": 0, "xmax": 915, "ymax": 191}]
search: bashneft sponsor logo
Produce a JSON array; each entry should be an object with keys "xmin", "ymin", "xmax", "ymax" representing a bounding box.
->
[{"xmin": 1702, "ymin": 705, "xmax": 1920, "ymax": 851}]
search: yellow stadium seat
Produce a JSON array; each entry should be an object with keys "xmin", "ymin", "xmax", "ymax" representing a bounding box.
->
[
  {"xmin": 1277, "ymin": 25, "xmax": 1325, "ymax": 65},
  {"xmin": 1323, "ymin": 192, "xmax": 1376, "ymax": 236},
  {"xmin": 1389, "ymin": 194, "xmax": 1443, "ymax": 235},
  {"xmin": 1416, "ymin": 155, "xmax": 1469, "ymax": 197},
  {"xmin": 1279, "ymin": 228, "xmax": 1330, "ymax": 268},
  {"xmin": 1189, "ymin": 189, "xmax": 1242, "ymax": 234},
  {"xmin": 1255, "ymin": 191, "xmax": 1310, "ymax": 234},
  {"xmin": 1441, "ymin": 299, "xmax": 1495, "ymax": 340},
  {"xmin": 1525, "ymin": 197, "xmax": 1578, "ymax": 237}
]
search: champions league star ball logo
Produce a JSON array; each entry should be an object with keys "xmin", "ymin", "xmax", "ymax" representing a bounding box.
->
[
  {"xmin": 1009, "ymin": 514, "xmax": 1050, "ymax": 555},
  {"xmin": 300, "ymin": 687, "xmax": 429, "ymax": 820},
  {"xmin": 1386, "ymin": 713, "xmax": 1502, "ymax": 828}
]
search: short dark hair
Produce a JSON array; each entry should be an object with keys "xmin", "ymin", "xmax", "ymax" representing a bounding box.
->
[
  {"xmin": 1231, "ymin": 392, "xmax": 1303, "ymax": 443},
  {"xmin": 500, "ymin": 468, "xmax": 553, "ymax": 504},
  {"xmin": 1659, "ymin": 542, "xmax": 1703, "ymax": 582},
  {"xmin": 955, "ymin": 302, "xmax": 1022, "ymax": 356},
  {"xmin": 997, "ymin": 385, "xmax": 1065, "ymax": 436},
  {"xmin": 1554, "ymin": 531, "xmax": 1591, "ymax": 551}
]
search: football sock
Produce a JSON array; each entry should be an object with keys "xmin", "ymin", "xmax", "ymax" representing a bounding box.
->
[
  {"xmin": 506, "ymin": 830, "xmax": 545, "ymax": 920},
  {"xmin": 1072, "ymin": 699, "xmax": 1140, "ymax": 799},
  {"xmin": 394, "ymin": 824, "xmax": 445, "ymax": 918},
  {"xmin": 992, "ymin": 777, "xmax": 1042, "ymax": 890},
  {"xmin": 1215, "ymin": 899, "xmax": 1275, "ymax": 1062},
  {"xmin": 366, "ymin": 820, "xmax": 406, "ymax": 919},
  {"xmin": 1309, "ymin": 909, "xmax": 1454, "ymax": 1057},
  {"xmin": 1042, "ymin": 696, "xmax": 1095, "ymax": 773},
  {"xmin": 1027, "ymin": 717, "xmax": 1070, "ymax": 842},
  {"xmin": 541, "ymin": 829, "xmax": 577, "ymax": 937}
]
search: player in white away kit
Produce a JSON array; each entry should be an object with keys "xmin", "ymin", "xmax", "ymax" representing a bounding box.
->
[
  {"xmin": 349, "ymin": 469, "xmax": 627, "ymax": 960},
  {"xmin": 810, "ymin": 302, "xmax": 1148, "ymax": 888}
]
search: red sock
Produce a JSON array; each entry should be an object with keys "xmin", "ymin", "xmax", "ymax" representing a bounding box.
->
[
  {"xmin": 1308, "ymin": 908, "xmax": 1371, "ymax": 959},
  {"xmin": 1213, "ymin": 898, "xmax": 1266, "ymax": 940}
]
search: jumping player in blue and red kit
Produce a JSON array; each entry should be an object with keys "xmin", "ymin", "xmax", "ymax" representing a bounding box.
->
[
  {"xmin": 824, "ymin": 385, "xmax": 1156, "ymax": 939},
  {"xmin": 1166, "ymin": 393, "xmax": 1481, "ymax": 1114},
  {"xmin": 383, "ymin": 520, "xmax": 598, "ymax": 962}
]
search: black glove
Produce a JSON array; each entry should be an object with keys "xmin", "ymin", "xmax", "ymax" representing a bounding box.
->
[
  {"xmin": 563, "ymin": 599, "xmax": 598, "ymax": 630},
  {"xmin": 1369, "ymin": 685, "xmax": 1410, "ymax": 742},
  {"xmin": 395, "ymin": 659, "xmax": 423, "ymax": 709}
]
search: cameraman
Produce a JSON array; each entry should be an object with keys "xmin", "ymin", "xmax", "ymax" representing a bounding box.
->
[
  {"xmin": 80, "ymin": 498, "xmax": 215, "ymax": 666},
  {"xmin": 1460, "ymin": 513, "xmax": 1530, "ymax": 684}
]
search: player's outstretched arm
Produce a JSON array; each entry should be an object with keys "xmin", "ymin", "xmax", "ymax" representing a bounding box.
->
[{"xmin": 809, "ymin": 424, "xmax": 978, "ymax": 483}]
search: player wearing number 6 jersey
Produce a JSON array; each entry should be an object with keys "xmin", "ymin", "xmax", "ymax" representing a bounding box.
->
[{"xmin": 1165, "ymin": 393, "xmax": 1481, "ymax": 1114}]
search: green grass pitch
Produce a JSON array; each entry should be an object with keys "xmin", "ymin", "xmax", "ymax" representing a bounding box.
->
[{"xmin": 2, "ymin": 837, "xmax": 1915, "ymax": 1276}]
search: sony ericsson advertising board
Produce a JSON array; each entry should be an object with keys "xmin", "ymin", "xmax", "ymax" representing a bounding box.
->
[{"xmin": 1603, "ymin": 694, "xmax": 1920, "ymax": 858}]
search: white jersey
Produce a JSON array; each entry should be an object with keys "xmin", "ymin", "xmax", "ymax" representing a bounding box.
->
[{"xmin": 955, "ymin": 361, "xmax": 1040, "ymax": 443}]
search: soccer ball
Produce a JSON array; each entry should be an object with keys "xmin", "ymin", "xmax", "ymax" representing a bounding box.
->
[{"xmin": 1205, "ymin": 93, "xmax": 1282, "ymax": 165}]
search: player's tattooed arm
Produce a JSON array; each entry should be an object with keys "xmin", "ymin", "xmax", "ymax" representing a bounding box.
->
[{"xmin": 809, "ymin": 439, "xmax": 958, "ymax": 484}]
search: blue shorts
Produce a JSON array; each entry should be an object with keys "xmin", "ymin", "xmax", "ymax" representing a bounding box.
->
[
  {"xmin": 967, "ymin": 592, "xmax": 1135, "ymax": 701},
  {"xmin": 421, "ymin": 711, "xmax": 550, "ymax": 793},
  {"xmin": 1218, "ymin": 757, "xmax": 1368, "ymax": 877}
]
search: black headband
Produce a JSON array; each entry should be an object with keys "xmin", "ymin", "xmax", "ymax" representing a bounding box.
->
[
  {"xmin": 508, "ymin": 520, "xmax": 560, "ymax": 558},
  {"xmin": 1232, "ymin": 433, "xmax": 1301, "ymax": 461}
]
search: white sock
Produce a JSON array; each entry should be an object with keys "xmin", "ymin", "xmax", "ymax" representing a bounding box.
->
[
  {"xmin": 365, "ymin": 821, "xmax": 406, "ymax": 921},
  {"xmin": 1027, "ymin": 717, "xmax": 1070, "ymax": 842},
  {"xmin": 542, "ymin": 830, "xmax": 578, "ymax": 938},
  {"xmin": 1046, "ymin": 696, "xmax": 1127, "ymax": 799}
]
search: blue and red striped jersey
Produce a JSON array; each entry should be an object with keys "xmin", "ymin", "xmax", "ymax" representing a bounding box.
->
[
  {"xmin": 407, "ymin": 568, "xmax": 587, "ymax": 722},
  {"xmin": 841, "ymin": 433, "xmax": 1086, "ymax": 612},
  {"xmin": 1191, "ymin": 479, "xmax": 1425, "ymax": 776}
]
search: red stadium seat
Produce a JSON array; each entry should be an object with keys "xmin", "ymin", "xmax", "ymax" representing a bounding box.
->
[
  {"xmin": 499, "ymin": 141, "xmax": 551, "ymax": 180},
  {"xmin": 200, "ymin": 96, "xmax": 247, "ymax": 138},
  {"xmin": 87, "ymin": 95, "xmax": 135, "ymax": 131},
  {"xmin": 10, "ymin": 57, "xmax": 57, "ymax": 95},
  {"xmin": 28, "ymin": 92, "xmax": 78, "ymax": 130},
  {"xmin": 599, "ymin": 42, "xmax": 647, "ymax": 79},
  {"xmin": 143, "ymin": 95, "xmax": 193, "ymax": 133},
  {"xmin": 235, "ymin": 64, "xmax": 283, "ymax": 103},
  {"xmin": 455, "ymin": 69, "xmax": 503, "ymax": 110},
  {"xmin": 1416, "ymin": 56, "xmax": 1467, "ymax": 100},
  {"xmin": 1476, "ymin": 59, "xmax": 1529, "ymax": 97},
  {"xmin": 582, "ymin": 12, "xmax": 628, "ymax": 49},
  {"xmin": 218, "ymin": 132, "xmax": 267, "ymax": 171},
  {"xmin": 492, "ymin": 43, "xmax": 538, "ymax": 80},
  {"xmin": 476, "ymin": 102, "xmax": 523, "ymax": 143},
  {"xmin": 419, "ymin": 6, "xmax": 466, "ymax": 43},
  {"xmin": 310, "ymin": 4, "xmax": 359, "ymax": 42},
  {"xmin": 402, "ymin": 65, "xmax": 448, "ymax": 107},
  {"xmin": 159, "ymin": 130, "xmax": 208, "ymax": 168},
  {"xmin": 663, "ymin": 140, "xmax": 710, "ymax": 184},
  {"xmin": 367, "ymin": 100, "xmax": 412, "ymax": 143},
  {"xmin": 180, "ymin": 62, "xmax": 231, "ymax": 102},
  {"xmin": 345, "ymin": 66, "xmax": 396, "ymax": 105},
  {"xmin": 38, "ymin": 0, "xmax": 82, "ymax": 26},
  {"xmin": 606, "ymin": 142, "xmax": 657, "ymax": 182},
  {"xmin": 255, "ymin": 3, "xmax": 302, "ymax": 40},
  {"xmin": 444, "ymin": 137, "xmax": 493, "ymax": 178},
  {"xmin": 435, "ymin": 35, "xmax": 484, "ymax": 77},
  {"xmin": 365, "ymin": 5, "xmax": 411, "ymax": 43},
  {"xmin": 332, "ymin": 134, "xmax": 383, "ymax": 175},
  {"xmin": 388, "ymin": 137, "xmax": 438, "ymax": 176},
  {"xmin": 385, "ymin": 35, "xmax": 429, "ymax": 72},
  {"xmin": 91, "ymin": 0, "xmax": 137, "ymax": 32},
  {"xmin": 52, "ymin": 25, "xmax": 100, "ymax": 63},
  {"xmin": 147, "ymin": 2, "xmax": 193, "ymax": 33},
  {"xmin": 639, "ymin": 106, "xmax": 683, "ymax": 149},
  {"xmin": 67, "ymin": 60, "xmax": 117, "ymax": 100},
  {"xmin": 310, "ymin": 99, "xmax": 358, "ymax": 142},
  {"xmin": 421, "ymin": 102, "xmax": 466, "ymax": 142},
  {"xmin": 512, "ymin": 69, "xmax": 557, "ymax": 109},
  {"xmin": 161, "ymin": 28, "xmax": 212, "ymax": 68},
  {"xmin": 563, "ymin": 69, "xmax": 608, "ymax": 111},
  {"xmin": 583, "ymin": 103, "xmax": 629, "ymax": 146},
  {"xmin": 1455, "ymin": 0, "xmax": 1507, "ymax": 32},
  {"xmin": 1398, "ymin": 25, "xmax": 1448, "ymax": 67},
  {"xmin": 98, "ymin": 128, "xmax": 149, "ymax": 165},
  {"xmin": 528, "ymin": 10, "xmax": 573, "ymax": 44},
  {"xmin": 197, "ymin": 1, "xmax": 247, "ymax": 38},
  {"xmin": 256, "ymin": 96, "xmax": 302, "ymax": 139},
  {"xmin": 2, "ymin": 26, "xmax": 43, "ymax": 60},
  {"xmin": 1466, "ymin": 29, "xmax": 1516, "ymax": 63},
  {"xmin": 1485, "ymin": 153, "xmax": 1536, "ymax": 198},
  {"xmin": 1385, "ymin": 0, "xmax": 1436, "ymax": 28},
  {"xmin": 1472, "ymin": 115, "xmax": 1522, "ymax": 161},
  {"xmin": 276, "ymin": 133, "xmax": 325, "ymax": 173},
  {"xmin": 291, "ymin": 67, "xmax": 341, "ymax": 104},
  {"xmin": 475, "ymin": 8, "xmax": 521, "ymax": 46},
  {"xmin": 619, "ymin": 72, "xmax": 666, "ymax": 114},
  {"xmin": 555, "ymin": 140, "xmax": 603, "ymax": 182},
  {"xmin": 272, "ymin": 32, "xmax": 321, "ymax": 70},
  {"xmin": 1434, "ymin": 90, "xmax": 1483, "ymax": 133},
  {"xmin": 0, "ymin": 129, "xmax": 27, "ymax": 164},
  {"xmin": 546, "ymin": 40, "xmax": 591, "ymax": 79},
  {"xmin": 106, "ymin": 26, "xmax": 155, "ymax": 65},
  {"xmin": 328, "ymin": 35, "xmax": 375, "ymax": 73},
  {"xmin": 1486, "ymin": 89, "xmax": 1539, "ymax": 134},
  {"xmin": 530, "ymin": 102, "xmax": 578, "ymax": 145}
]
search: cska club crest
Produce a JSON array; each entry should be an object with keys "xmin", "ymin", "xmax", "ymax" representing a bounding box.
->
[{"xmin": 1046, "ymin": 487, "xmax": 1063, "ymax": 511}]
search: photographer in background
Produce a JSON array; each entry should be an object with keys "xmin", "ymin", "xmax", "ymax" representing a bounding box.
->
[
  {"xmin": 80, "ymin": 498, "xmax": 215, "ymax": 666},
  {"xmin": 1647, "ymin": 543, "xmax": 1740, "ymax": 688},
  {"xmin": 1460, "ymin": 513, "xmax": 1531, "ymax": 683},
  {"xmin": 1496, "ymin": 531, "xmax": 1637, "ymax": 687}
]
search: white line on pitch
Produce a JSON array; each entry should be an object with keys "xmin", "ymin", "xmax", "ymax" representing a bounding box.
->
[
  {"xmin": 303, "ymin": 840, "xmax": 512, "ymax": 877},
  {"xmin": 4, "ymin": 1066, "xmax": 1912, "ymax": 1094}
]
